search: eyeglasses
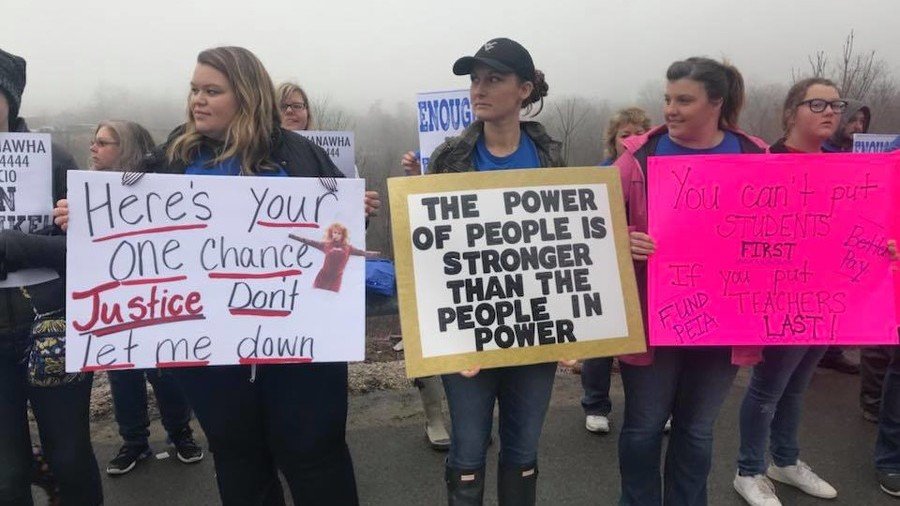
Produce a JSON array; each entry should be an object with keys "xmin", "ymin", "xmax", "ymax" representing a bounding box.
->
[
  {"xmin": 90, "ymin": 139, "xmax": 120, "ymax": 148},
  {"xmin": 799, "ymin": 99, "xmax": 848, "ymax": 113},
  {"xmin": 281, "ymin": 102, "xmax": 307, "ymax": 113}
]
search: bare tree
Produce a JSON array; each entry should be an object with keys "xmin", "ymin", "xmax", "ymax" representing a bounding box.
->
[
  {"xmin": 549, "ymin": 96, "xmax": 590, "ymax": 163},
  {"xmin": 312, "ymin": 96, "xmax": 354, "ymax": 131}
]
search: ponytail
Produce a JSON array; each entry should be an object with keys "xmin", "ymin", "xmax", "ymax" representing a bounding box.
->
[{"xmin": 521, "ymin": 69, "xmax": 548, "ymax": 117}]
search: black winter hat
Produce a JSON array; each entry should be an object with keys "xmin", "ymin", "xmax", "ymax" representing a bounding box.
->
[
  {"xmin": 453, "ymin": 38, "xmax": 535, "ymax": 82},
  {"xmin": 0, "ymin": 48, "xmax": 26, "ymax": 122}
]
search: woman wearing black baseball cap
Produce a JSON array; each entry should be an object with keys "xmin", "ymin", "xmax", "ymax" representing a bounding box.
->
[{"xmin": 427, "ymin": 37, "xmax": 564, "ymax": 506}]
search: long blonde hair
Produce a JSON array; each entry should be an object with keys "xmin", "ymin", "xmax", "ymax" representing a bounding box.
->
[{"xmin": 167, "ymin": 46, "xmax": 280, "ymax": 175}]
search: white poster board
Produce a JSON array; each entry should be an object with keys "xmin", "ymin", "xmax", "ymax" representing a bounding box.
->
[
  {"xmin": 853, "ymin": 133, "xmax": 900, "ymax": 153},
  {"xmin": 65, "ymin": 171, "xmax": 366, "ymax": 372},
  {"xmin": 295, "ymin": 130, "xmax": 357, "ymax": 178},
  {"xmin": 416, "ymin": 89, "xmax": 472, "ymax": 173},
  {"xmin": 0, "ymin": 132, "xmax": 58, "ymax": 287}
]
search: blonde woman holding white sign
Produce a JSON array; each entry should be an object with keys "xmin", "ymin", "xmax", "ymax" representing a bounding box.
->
[{"xmin": 427, "ymin": 37, "xmax": 563, "ymax": 506}]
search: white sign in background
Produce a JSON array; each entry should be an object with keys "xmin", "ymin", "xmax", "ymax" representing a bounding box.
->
[
  {"xmin": 408, "ymin": 184, "xmax": 629, "ymax": 358},
  {"xmin": 65, "ymin": 171, "xmax": 366, "ymax": 372},
  {"xmin": 853, "ymin": 133, "xmax": 900, "ymax": 153},
  {"xmin": 416, "ymin": 89, "xmax": 472, "ymax": 174},
  {"xmin": 0, "ymin": 132, "xmax": 58, "ymax": 288},
  {"xmin": 295, "ymin": 131, "xmax": 357, "ymax": 178}
]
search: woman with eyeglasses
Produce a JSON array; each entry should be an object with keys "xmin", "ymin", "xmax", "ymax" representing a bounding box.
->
[
  {"xmin": 277, "ymin": 82, "xmax": 312, "ymax": 131},
  {"xmin": 616, "ymin": 57, "xmax": 768, "ymax": 506},
  {"xmin": 731, "ymin": 77, "xmax": 845, "ymax": 506}
]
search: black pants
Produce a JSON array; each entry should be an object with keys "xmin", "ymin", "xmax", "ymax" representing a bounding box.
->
[
  {"xmin": 862, "ymin": 345, "xmax": 895, "ymax": 416},
  {"xmin": 109, "ymin": 368, "xmax": 193, "ymax": 447},
  {"xmin": 0, "ymin": 330, "xmax": 102, "ymax": 506},
  {"xmin": 172, "ymin": 363, "xmax": 358, "ymax": 506}
]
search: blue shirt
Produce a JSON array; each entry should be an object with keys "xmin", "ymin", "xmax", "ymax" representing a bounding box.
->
[
  {"xmin": 473, "ymin": 130, "xmax": 541, "ymax": 171},
  {"xmin": 655, "ymin": 131, "xmax": 742, "ymax": 156},
  {"xmin": 184, "ymin": 149, "xmax": 288, "ymax": 177}
]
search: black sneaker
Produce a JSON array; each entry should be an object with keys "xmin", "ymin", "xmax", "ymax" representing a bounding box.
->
[
  {"xmin": 172, "ymin": 434, "xmax": 204, "ymax": 464},
  {"xmin": 106, "ymin": 445, "xmax": 152, "ymax": 475},
  {"xmin": 879, "ymin": 471, "xmax": 900, "ymax": 497}
]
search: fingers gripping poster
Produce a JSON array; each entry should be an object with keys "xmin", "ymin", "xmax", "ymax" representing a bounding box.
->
[
  {"xmin": 647, "ymin": 153, "xmax": 898, "ymax": 346},
  {"xmin": 65, "ymin": 171, "xmax": 366, "ymax": 372},
  {"xmin": 389, "ymin": 167, "xmax": 645, "ymax": 378}
]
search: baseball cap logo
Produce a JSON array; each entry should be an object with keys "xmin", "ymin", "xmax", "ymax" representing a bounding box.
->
[{"xmin": 483, "ymin": 40, "xmax": 498, "ymax": 52}]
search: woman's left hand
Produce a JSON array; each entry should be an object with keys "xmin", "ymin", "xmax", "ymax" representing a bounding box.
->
[
  {"xmin": 889, "ymin": 239, "xmax": 898, "ymax": 261},
  {"xmin": 365, "ymin": 191, "xmax": 381, "ymax": 217},
  {"xmin": 558, "ymin": 359, "xmax": 577, "ymax": 368}
]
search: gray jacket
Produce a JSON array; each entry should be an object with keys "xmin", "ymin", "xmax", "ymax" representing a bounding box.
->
[{"xmin": 427, "ymin": 120, "xmax": 564, "ymax": 173}]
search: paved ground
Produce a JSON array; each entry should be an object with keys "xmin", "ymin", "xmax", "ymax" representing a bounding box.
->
[{"xmin": 33, "ymin": 361, "xmax": 898, "ymax": 505}]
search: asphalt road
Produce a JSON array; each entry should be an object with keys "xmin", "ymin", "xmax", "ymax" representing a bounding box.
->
[{"xmin": 36, "ymin": 363, "xmax": 897, "ymax": 505}]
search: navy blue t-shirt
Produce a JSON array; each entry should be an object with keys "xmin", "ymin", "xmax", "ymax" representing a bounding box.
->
[
  {"xmin": 184, "ymin": 149, "xmax": 288, "ymax": 177},
  {"xmin": 473, "ymin": 130, "xmax": 541, "ymax": 171},
  {"xmin": 655, "ymin": 131, "xmax": 742, "ymax": 156}
]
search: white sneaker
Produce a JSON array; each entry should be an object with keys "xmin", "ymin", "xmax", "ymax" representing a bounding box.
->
[
  {"xmin": 585, "ymin": 415, "xmax": 610, "ymax": 434},
  {"xmin": 766, "ymin": 461, "xmax": 837, "ymax": 499},
  {"xmin": 733, "ymin": 472, "xmax": 782, "ymax": 506}
]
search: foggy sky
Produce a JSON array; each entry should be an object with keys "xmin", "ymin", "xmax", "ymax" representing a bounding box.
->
[{"xmin": 4, "ymin": 0, "xmax": 899, "ymax": 119}]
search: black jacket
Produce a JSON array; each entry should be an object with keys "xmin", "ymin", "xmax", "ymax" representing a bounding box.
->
[
  {"xmin": 146, "ymin": 124, "xmax": 343, "ymax": 179},
  {"xmin": 0, "ymin": 118, "xmax": 78, "ymax": 338}
]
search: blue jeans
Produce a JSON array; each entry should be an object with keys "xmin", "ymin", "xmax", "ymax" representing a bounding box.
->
[
  {"xmin": 737, "ymin": 346, "xmax": 826, "ymax": 476},
  {"xmin": 109, "ymin": 368, "xmax": 193, "ymax": 447},
  {"xmin": 442, "ymin": 362, "xmax": 557, "ymax": 470},
  {"xmin": 619, "ymin": 347, "xmax": 738, "ymax": 506},
  {"xmin": 876, "ymin": 339, "xmax": 900, "ymax": 473},
  {"xmin": 581, "ymin": 357, "xmax": 613, "ymax": 416}
]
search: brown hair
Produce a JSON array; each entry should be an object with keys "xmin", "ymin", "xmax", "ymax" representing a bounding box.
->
[
  {"xmin": 277, "ymin": 82, "xmax": 313, "ymax": 130},
  {"xmin": 520, "ymin": 69, "xmax": 548, "ymax": 117},
  {"xmin": 167, "ymin": 46, "xmax": 280, "ymax": 175},
  {"xmin": 603, "ymin": 107, "xmax": 651, "ymax": 160},
  {"xmin": 781, "ymin": 77, "xmax": 839, "ymax": 133},
  {"xmin": 666, "ymin": 57, "xmax": 745, "ymax": 130}
]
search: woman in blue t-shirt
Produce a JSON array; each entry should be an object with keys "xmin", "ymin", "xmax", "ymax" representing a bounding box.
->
[
  {"xmin": 615, "ymin": 57, "xmax": 769, "ymax": 506},
  {"xmin": 427, "ymin": 37, "xmax": 564, "ymax": 505}
]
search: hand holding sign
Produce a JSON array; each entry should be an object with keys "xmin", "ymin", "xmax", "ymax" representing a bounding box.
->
[
  {"xmin": 53, "ymin": 199, "xmax": 68, "ymax": 231},
  {"xmin": 629, "ymin": 231, "xmax": 656, "ymax": 261}
]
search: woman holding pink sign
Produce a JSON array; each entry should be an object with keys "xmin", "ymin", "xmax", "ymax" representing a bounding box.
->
[
  {"xmin": 615, "ymin": 57, "xmax": 768, "ymax": 506},
  {"xmin": 731, "ymin": 78, "xmax": 847, "ymax": 506}
]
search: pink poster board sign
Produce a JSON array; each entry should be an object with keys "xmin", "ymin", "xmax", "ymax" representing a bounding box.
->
[{"xmin": 647, "ymin": 152, "xmax": 897, "ymax": 346}]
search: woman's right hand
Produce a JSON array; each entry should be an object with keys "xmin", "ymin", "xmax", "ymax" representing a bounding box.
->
[
  {"xmin": 401, "ymin": 151, "xmax": 422, "ymax": 176},
  {"xmin": 53, "ymin": 199, "xmax": 69, "ymax": 232},
  {"xmin": 630, "ymin": 231, "xmax": 656, "ymax": 261},
  {"xmin": 460, "ymin": 367, "xmax": 481, "ymax": 378}
]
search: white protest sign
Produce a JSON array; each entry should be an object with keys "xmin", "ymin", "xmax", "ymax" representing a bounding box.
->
[
  {"xmin": 0, "ymin": 132, "xmax": 58, "ymax": 288},
  {"xmin": 853, "ymin": 133, "xmax": 900, "ymax": 153},
  {"xmin": 389, "ymin": 168, "xmax": 646, "ymax": 377},
  {"xmin": 416, "ymin": 89, "xmax": 473, "ymax": 173},
  {"xmin": 65, "ymin": 171, "xmax": 366, "ymax": 372},
  {"xmin": 295, "ymin": 131, "xmax": 357, "ymax": 178}
]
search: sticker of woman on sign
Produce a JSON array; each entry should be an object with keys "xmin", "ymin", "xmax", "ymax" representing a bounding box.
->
[{"xmin": 289, "ymin": 223, "xmax": 379, "ymax": 293}]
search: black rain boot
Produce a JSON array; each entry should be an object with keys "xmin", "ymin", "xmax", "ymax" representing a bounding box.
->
[
  {"xmin": 498, "ymin": 463, "xmax": 537, "ymax": 506},
  {"xmin": 446, "ymin": 465, "xmax": 485, "ymax": 506}
]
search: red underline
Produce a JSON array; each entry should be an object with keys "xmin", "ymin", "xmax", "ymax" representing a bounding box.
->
[
  {"xmin": 229, "ymin": 309, "xmax": 292, "ymax": 317},
  {"xmin": 239, "ymin": 357, "xmax": 313, "ymax": 365},
  {"xmin": 81, "ymin": 363, "xmax": 135, "ymax": 372},
  {"xmin": 72, "ymin": 276, "xmax": 188, "ymax": 299},
  {"xmin": 92, "ymin": 223, "xmax": 208, "ymax": 243},
  {"xmin": 156, "ymin": 361, "xmax": 210, "ymax": 369},
  {"xmin": 82, "ymin": 314, "xmax": 206, "ymax": 337},
  {"xmin": 208, "ymin": 269, "xmax": 302, "ymax": 279},
  {"xmin": 256, "ymin": 221, "xmax": 319, "ymax": 228},
  {"xmin": 122, "ymin": 275, "xmax": 188, "ymax": 286}
]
